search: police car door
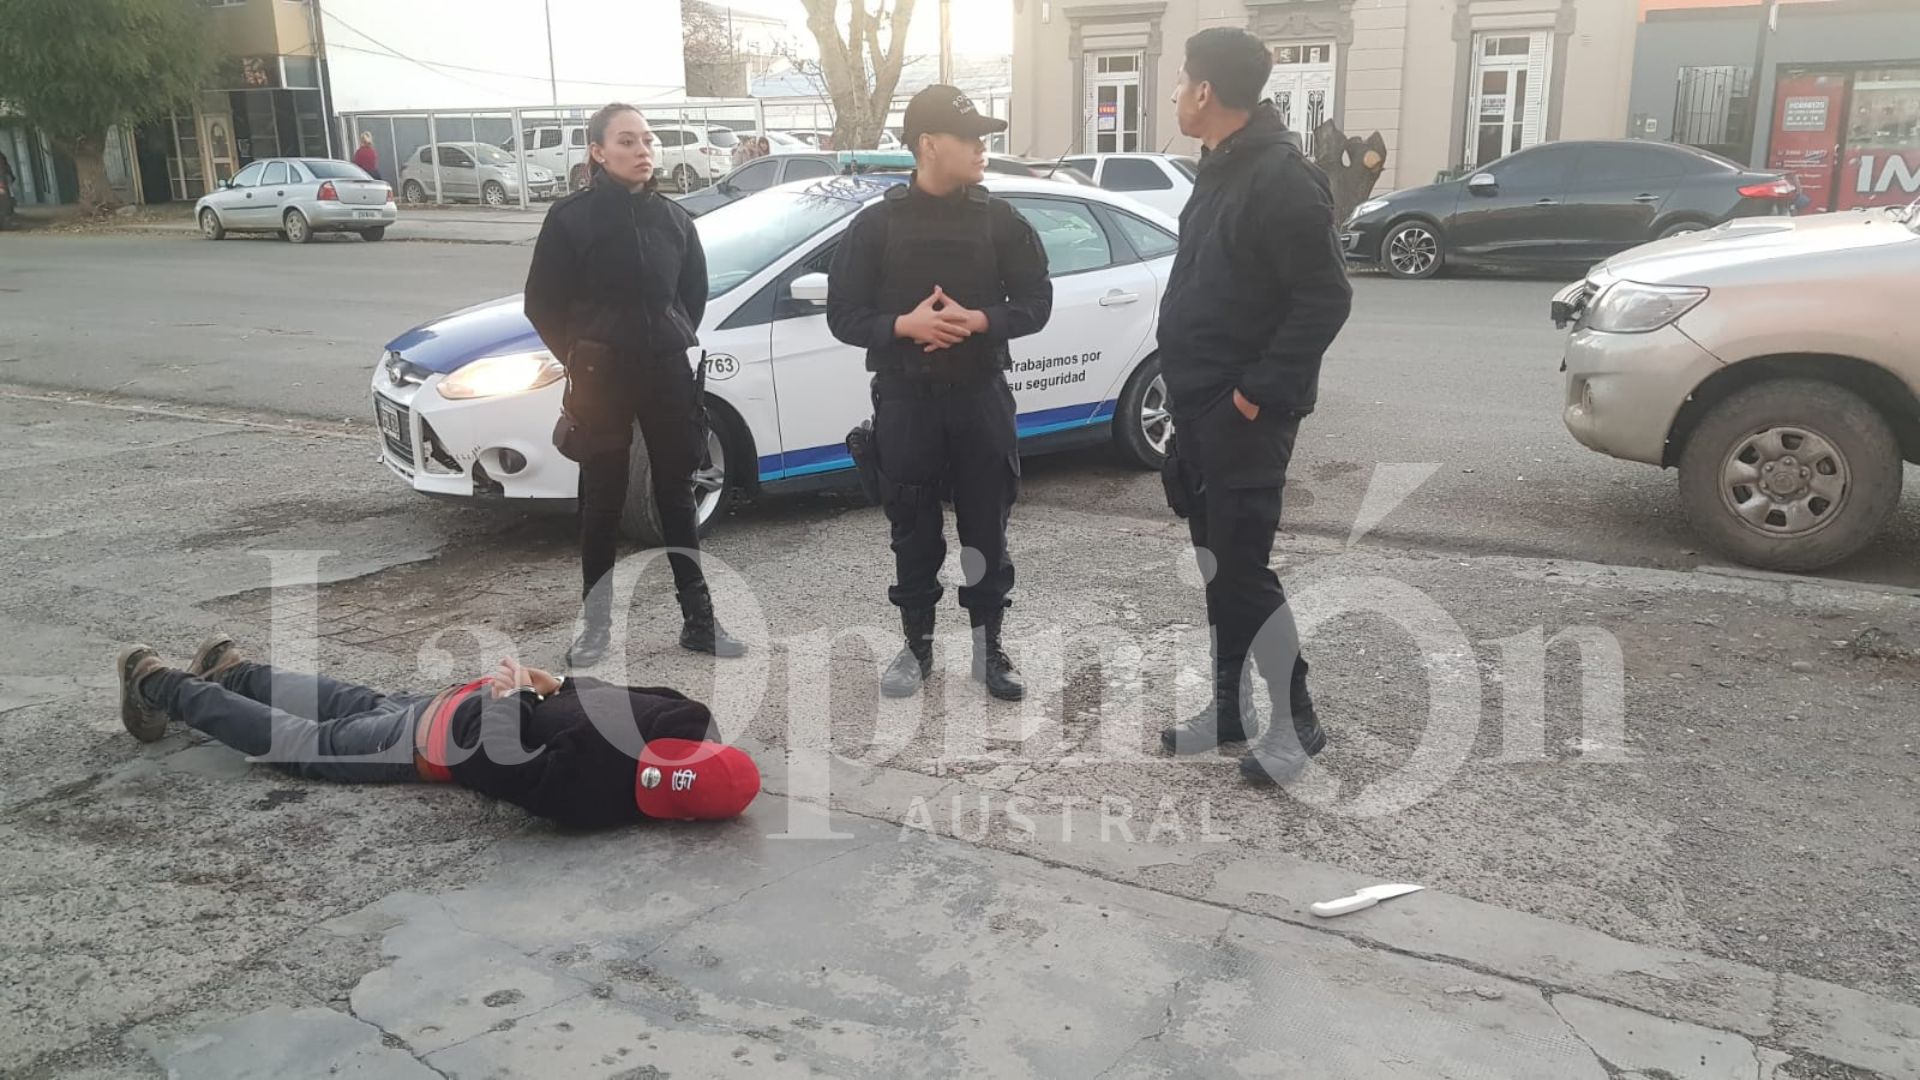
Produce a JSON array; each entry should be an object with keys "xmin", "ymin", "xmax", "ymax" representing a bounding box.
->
[
  {"xmin": 764, "ymin": 238, "xmax": 862, "ymax": 480},
  {"xmin": 1002, "ymin": 194, "xmax": 1159, "ymax": 436}
]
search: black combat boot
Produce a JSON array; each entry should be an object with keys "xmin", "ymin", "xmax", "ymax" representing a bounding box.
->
[
  {"xmin": 678, "ymin": 584, "xmax": 748, "ymax": 658},
  {"xmin": 1239, "ymin": 698, "xmax": 1328, "ymax": 787},
  {"xmin": 568, "ymin": 591, "xmax": 613, "ymax": 668},
  {"xmin": 1160, "ymin": 658, "xmax": 1254, "ymax": 755},
  {"xmin": 970, "ymin": 610, "xmax": 1024, "ymax": 702},
  {"xmin": 881, "ymin": 607, "xmax": 936, "ymax": 699}
]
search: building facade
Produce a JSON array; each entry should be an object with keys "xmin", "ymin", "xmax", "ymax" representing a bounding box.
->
[
  {"xmin": 1628, "ymin": 0, "xmax": 1920, "ymax": 213},
  {"xmin": 1011, "ymin": 0, "xmax": 1638, "ymax": 192}
]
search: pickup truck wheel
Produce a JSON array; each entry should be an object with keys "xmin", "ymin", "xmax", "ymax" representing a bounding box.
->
[{"xmin": 1677, "ymin": 379, "xmax": 1901, "ymax": 572}]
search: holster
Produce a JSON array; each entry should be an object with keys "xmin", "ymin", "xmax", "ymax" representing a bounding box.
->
[
  {"xmin": 553, "ymin": 340, "xmax": 633, "ymax": 463},
  {"xmin": 1160, "ymin": 432, "xmax": 1202, "ymax": 519}
]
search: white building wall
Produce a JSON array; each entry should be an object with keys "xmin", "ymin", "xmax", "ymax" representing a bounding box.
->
[{"xmin": 321, "ymin": 0, "xmax": 689, "ymax": 113}]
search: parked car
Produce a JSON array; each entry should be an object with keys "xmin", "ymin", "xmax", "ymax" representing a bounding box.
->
[
  {"xmin": 1344, "ymin": 140, "xmax": 1799, "ymax": 279},
  {"xmin": 673, "ymin": 153, "xmax": 844, "ymax": 217},
  {"xmin": 650, "ymin": 125, "xmax": 740, "ymax": 192},
  {"xmin": 399, "ymin": 143, "xmax": 560, "ymax": 206},
  {"xmin": 195, "ymin": 158, "xmax": 396, "ymax": 243},
  {"xmin": 502, "ymin": 123, "xmax": 593, "ymax": 191},
  {"xmin": 1062, "ymin": 153, "xmax": 1199, "ymax": 217},
  {"xmin": 370, "ymin": 174, "xmax": 1184, "ymax": 542},
  {"xmin": 1553, "ymin": 201, "xmax": 1920, "ymax": 571}
]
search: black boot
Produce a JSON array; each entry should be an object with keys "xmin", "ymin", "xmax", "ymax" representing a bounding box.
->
[
  {"xmin": 881, "ymin": 608, "xmax": 936, "ymax": 699},
  {"xmin": 1160, "ymin": 659, "xmax": 1253, "ymax": 755},
  {"xmin": 678, "ymin": 584, "xmax": 748, "ymax": 658},
  {"xmin": 568, "ymin": 613, "xmax": 612, "ymax": 669},
  {"xmin": 970, "ymin": 610, "xmax": 1025, "ymax": 702},
  {"xmin": 1239, "ymin": 700, "xmax": 1328, "ymax": 787}
]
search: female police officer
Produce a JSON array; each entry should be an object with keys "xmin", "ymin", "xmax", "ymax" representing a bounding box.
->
[{"xmin": 525, "ymin": 103, "xmax": 745, "ymax": 667}]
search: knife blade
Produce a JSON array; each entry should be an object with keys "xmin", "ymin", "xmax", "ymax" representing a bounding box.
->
[{"xmin": 1310, "ymin": 883, "xmax": 1424, "ymax": 918}]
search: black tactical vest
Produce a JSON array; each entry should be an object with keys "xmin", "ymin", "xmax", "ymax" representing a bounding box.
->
[{"xmin": 870, "ymin": 183, "xmax": 1010, "ymax": 382}]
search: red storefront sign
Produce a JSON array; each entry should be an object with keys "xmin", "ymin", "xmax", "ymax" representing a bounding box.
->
[
  {"xmin": 1768, "ymin": 73, "xmax": 1847, "ymax": 213},
  {"xmin": 1839, "ymin": 149, "xmax": 1920, "ymax": 210}
]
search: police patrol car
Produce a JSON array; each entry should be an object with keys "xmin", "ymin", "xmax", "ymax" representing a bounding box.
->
[{"xmin": 371, "ymin": 174, "xmax": 1180, "ymax": 543}]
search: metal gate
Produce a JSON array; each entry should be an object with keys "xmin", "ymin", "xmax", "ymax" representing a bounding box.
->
[{"xmin": 1672, "ymin": 66, "xmax": 1754, "ymax": 162}]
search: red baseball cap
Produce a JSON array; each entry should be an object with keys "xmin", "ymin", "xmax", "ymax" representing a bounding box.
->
[{"xmin": 634, "ymin": 739, "xmax": 761, "ymax": 821}]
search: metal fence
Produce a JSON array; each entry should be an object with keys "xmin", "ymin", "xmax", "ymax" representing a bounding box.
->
[
  {"xmin": 1673, "ymin": 66, "xmax": 1755, "ymax": 163},
  {"xmin": 337, "ymin": 99, "xmax": 765, "ymax": 210}
]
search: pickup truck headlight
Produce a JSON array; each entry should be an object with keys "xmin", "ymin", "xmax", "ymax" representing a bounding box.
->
[
  {"xmin": 437, "ymin": 351, "xmax": 564, "ymax": 400},
  {"xmin": 1586, "ymin": 281, "xmax": 1709, "ymax": 334}
]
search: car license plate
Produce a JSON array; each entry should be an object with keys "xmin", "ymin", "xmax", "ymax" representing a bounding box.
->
[
  {"xmin": 354, "ymin": 209, "xmax": 382, "ymax": 219},
  {"xmin": 376, "ymin": 398, "xmax": 404, "ymax": 441}
]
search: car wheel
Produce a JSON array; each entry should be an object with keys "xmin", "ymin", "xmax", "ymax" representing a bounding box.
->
[
  {"xmin": 199, "ymin": 209, "xmax": 226, "ymax": 241},
  {"xmin": 571, "ymin": 165, "xmax": 591, "ymax": 191},
  {"xmin": 671, "ymin": 165, "xmax": 699, "ymax": 193},
  {"xmin": 402, "ymin": 180, "xmax": 427, "ymax": 205},
  {"xmin": 1383, "ymin": 221, "xmax": 1443, "ymax": 279},
  {"xmin": 284, "ymin": 209, "xmax": 312, "ymax": 245},
  {"xmin": 1113, "ymin": 354, "xmax": 1173, "ymax": 470},
  {"xmin": 1676, "ymin": 379, "xmax": 1902, "ymax": 572},
  {"xmin": 620, "ymin": 409, "xmax": 737, "ymax": 544},
  {"xmin": 1658, "ymin": 220, "xmax": 1707, "ymax": 240},
  {"xmin": 482, "ymin": 181, "xmax": 507, "ymax": 207},
  {"xmin": 361, "ymin": 226, "xmax": 387, "ymax": 242}
]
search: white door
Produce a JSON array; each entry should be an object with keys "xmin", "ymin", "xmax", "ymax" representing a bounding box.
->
[
  {"xmin": 1466, "ymin": 32, "xmax": 1551, "ymax": 168},
  {"xmin": 1001, "ymin": 195, "xmax": 1158, "ymax": 429},
  {"xmin": 1263, "ymin": 42, "xmax": 1337, "ymax": 156},
  {"xmin": 1085, "ymin": 52, "xmax": 1146, "ymax": 153}
]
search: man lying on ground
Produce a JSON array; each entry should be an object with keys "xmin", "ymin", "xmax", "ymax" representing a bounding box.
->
[{"xmin": 115, "ymin": 636, "xmax": 759, "ymax": 827}]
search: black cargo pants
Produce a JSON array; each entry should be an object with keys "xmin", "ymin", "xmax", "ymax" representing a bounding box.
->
[
  {"xmin": 873, "ymin": 374, "xmax": 1020, "ymax": 617},
  {"xmin": 1167, "ymin": 394, "xmax": 1313, "ymax": 719}
]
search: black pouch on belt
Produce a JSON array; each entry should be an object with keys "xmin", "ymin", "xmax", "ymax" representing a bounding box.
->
[
  {"xmin": 1160, "ymin": 432, "xmax": 1199, "ymax": 519},
  {"xmin": 552, "ymin": 340, "xmax": 632, "ymax": 463}
]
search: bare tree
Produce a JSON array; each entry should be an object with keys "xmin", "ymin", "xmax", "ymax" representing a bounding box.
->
[
  {"xmin": 683, "ymin": 0, "xmax": 744, "ymax": 98},
  {"xmin": 798, "ymin": 0, "xmax": 919, "ymax": 150},
  {"xmin": 1312, "ymin": 121, "xmax": 1390, "ymax": 225}
]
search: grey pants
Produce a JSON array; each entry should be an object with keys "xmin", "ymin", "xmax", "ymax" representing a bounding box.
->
[{"xmin": 158, "ymin": 663, "xmax": 430, "ymax": 783}]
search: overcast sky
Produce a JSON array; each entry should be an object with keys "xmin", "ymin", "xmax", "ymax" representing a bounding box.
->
[{"xmin": 718, "ymin": 0, "xmax": 1015, "ymax": 58}]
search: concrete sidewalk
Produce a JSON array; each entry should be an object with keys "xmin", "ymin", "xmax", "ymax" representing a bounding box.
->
[
  {"xmin": 4, "ymin": 388, "xmax": 1917, "ymax": 1079},
  {"xmin": 10, "ymin": 202, "xmax": 549, "ymax": 245}
]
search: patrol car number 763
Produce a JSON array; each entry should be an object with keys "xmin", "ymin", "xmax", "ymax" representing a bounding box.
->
[{"xmin": 370, "ymin": 174, "xmax": 1181, "ymax": 543}]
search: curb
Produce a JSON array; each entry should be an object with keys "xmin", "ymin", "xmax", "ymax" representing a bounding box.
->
[{"xmin": 746, "ymin": 742, "xmax": 1920, "ymax": 1078}]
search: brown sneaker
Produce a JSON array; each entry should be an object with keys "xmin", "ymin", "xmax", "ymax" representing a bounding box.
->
[
  {"xmin": 189, "ymin": 633, "xmax": 243, "ymax": 684},
  {"xmin": 116, "ymin": 645, "xmax": 172, "ymax": 743}
]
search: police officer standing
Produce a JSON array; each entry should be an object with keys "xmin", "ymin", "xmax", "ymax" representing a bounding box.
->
[{"xmin": 827, "ymin": 86, "xmax": 1053, "ymax": 702}]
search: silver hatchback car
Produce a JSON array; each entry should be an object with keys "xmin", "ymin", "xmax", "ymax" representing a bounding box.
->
[
  {"xmin": 195, "ymin": 158, "xmax": 397, "ymax": 243},
  {"xmin": 1555, "ymin": 201, "xmax": 1920, "ymax": 571},
  {"xmin": 398, "ymin": 142, "xmax": 560, "ymax": 206}
]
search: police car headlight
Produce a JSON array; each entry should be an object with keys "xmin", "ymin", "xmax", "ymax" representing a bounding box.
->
[
  {"xmin": 437, "ymin": 351, "xmax": 564, "ymax": 400},
  {"xmin": 1586, "ymin": 281, "xmax": 1709, "ymax": 334}
]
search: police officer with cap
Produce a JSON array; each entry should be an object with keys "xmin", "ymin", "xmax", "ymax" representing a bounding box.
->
[{"xmin": 828, "ymin": 85, "xmax": 1053, "ymax": 702}]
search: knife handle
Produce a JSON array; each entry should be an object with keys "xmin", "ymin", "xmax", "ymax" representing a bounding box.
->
[{"xmin": 1310, "ymin": 893, "xmax": 1380, "ymax": 918}]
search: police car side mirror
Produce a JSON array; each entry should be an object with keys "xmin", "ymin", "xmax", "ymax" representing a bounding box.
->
[{"xmin": 790, "ymin": 273, "xmax": 830, "ymax": 306}]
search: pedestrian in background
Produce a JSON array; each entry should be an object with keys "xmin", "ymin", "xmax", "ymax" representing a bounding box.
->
[
  {"xmin": 1156, "ymin": 28, "xmax": 1353, "ymax": 785},
  {"xmin": 352, "ymin": 131, "xmax": 380, "ymax": 182},
  {"xmin": 525, "ymin": 103, "xmax": 746, "ymax": 667},
  {"xmin": 827, "ymin": 85, "xmax": 1053, "ymax": 702}
]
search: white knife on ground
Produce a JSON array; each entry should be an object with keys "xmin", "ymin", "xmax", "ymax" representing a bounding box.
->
[{"xmin": 1310, "ymin": 883, "xmax": 1424, "ymax": 918}]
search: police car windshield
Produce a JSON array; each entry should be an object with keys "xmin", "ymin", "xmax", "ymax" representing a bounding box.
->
[{"xmin": 697, "ymin": 187, "xmax": 868, "ymax": 298}]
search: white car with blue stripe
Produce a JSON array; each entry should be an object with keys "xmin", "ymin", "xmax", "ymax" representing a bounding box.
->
[{"xmin": 370, "ymin": 174, "xmax": 1179, "ymax": 542}]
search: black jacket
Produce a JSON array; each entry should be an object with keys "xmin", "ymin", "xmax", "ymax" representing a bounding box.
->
[
  {"xmin": 827, "ymin": 179, "xmax": 1052, "ymax": 381},
  {"xmin": 1157, "ymin": 103, "xmax": 1352, "ymax": 419},
  {"xmin": 524, "ymin": 174, "xmax": 708, "ymax": 368},
  {"xmin": 444, "ymin": 678, "xmax": 717, "ymax": 828}
]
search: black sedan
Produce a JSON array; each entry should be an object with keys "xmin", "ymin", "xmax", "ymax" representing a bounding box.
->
[{"xmin": 1342, "ymin": 140, "xmax": 1799, "ymax": 279}]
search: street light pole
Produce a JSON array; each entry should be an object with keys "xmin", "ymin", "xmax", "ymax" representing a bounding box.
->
[
  {"xmin": 544, "ymin": 0, "xmax": 560, "ymax": 106},
  {"xmin": 939, "ymin": 0, "xmax": 953, "ymax": 85},
  {"xmin": 1744, "ymin": 0, "xmax": 1780, "ymax": 166}
]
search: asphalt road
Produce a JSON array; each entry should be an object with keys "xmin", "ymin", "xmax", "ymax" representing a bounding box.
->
[{"xmin": 3, "ymin": 231, "xmax": 1916, "ymax": 586}]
